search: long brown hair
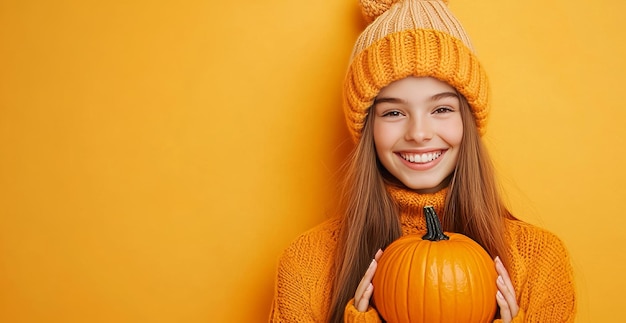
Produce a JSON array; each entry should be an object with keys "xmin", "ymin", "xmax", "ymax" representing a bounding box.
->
[
  {"xmin": 328, "ymin": 103, "xmax": 402, "ymax": 323},
  {"xmin": 328, "ymin": 94, "xmax": 515, "ymax": 322}
]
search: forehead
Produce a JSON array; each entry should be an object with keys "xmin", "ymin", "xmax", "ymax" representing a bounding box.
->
[{"xmin": 378, "ymin": 77, "xmax": 456, "ymax": 98}]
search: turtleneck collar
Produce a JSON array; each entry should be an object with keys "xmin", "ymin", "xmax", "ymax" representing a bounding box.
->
[{"xmin": 386, "ymin": 184, "xmax": 449, "ymax": 235}]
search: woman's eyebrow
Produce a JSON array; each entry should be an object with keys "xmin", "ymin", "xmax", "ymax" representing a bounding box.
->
[
  {"xmin": 373, "ymin": 97, "xmax": 406, "ymax": 105},
  {"xmin": 430, "ymin": 92, "xmax": 459, "ymax": 101}
]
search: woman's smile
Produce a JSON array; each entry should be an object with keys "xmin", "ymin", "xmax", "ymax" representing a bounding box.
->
[{"xmin": 398, "ymin": 150, "xmax": 444, "ymax": 164}]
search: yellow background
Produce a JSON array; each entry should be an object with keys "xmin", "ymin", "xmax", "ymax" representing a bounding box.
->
[{"xmin": 1, "ymin": 0, "xmax": 624, "ymax": 322}]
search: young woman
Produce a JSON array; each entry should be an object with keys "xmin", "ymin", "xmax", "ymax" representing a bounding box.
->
[{"xmin": 270, "ymin": 1, "xmax": 576, "ymax": 322}]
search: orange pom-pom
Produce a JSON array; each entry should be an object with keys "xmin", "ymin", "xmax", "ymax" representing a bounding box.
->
[{"xmin": 359, "ymin": 0, "xmax": 450, "ymax": 23}]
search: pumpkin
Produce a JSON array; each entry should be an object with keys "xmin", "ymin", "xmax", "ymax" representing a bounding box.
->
[{"xmin": 372, "ymin": 206, "xmax": 498, "ymax": 323}]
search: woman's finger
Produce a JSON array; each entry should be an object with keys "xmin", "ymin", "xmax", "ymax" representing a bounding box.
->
[
  {"xmin": 355, "ymin": 282, "xmax": 374, "ymax": 311},
  {"xmin": 354, "ymin": 250, "xmax": 383, "ymax": 312},
  {"xmin": 497, "ymin": 275, "xmax": 518, "ymax": 313},
  {"xmin": 496, "ymin": 290, "xmax": 512, "ymax": 323},
  {"xmin": 495, "ymin": 257, "xmax": 519, "ymax": 319},
  {"xmin": 374, "ymin": 249, "xmax": 383, "ymax": 261},
  {"xmin": 354, "ymin": 258, "xmax": 377, "ymax": 311},
  {"xmin": 495, "ymin": 257, "xmax": 516, "ymax": 299}
]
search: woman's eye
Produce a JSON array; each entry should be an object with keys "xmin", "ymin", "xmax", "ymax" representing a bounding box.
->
[
  {"xmin": 433, "ymin": 106, "xmax": 454, "ymax": 114},
  {"xmin": 382, "ymin": 111, "xmax": 402, "ymax": 117}
]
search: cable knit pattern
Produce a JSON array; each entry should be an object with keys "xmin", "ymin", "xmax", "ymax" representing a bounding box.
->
[{"xmin": 269, "ymin": 187, "xmax": 576, "ymax": 322}]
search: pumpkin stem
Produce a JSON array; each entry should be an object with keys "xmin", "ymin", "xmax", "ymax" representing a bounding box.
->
[{"xmin": 422, "ymin": 206, "xmax": 450, "ymax": 241}]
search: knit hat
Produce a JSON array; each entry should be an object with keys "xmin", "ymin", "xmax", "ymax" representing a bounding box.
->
[{"xmin": 343, "ymin": 0, "xmax": 490, "ymax": 140}]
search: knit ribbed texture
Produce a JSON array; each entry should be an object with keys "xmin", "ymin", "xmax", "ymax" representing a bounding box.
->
[
  {"xmin": 386, "ymin": 185, "xmax": 448, "ymax": 235},
  {"xmin": 270, "ymin": 187, "xmax": 576, "ymax": 322},
  {"xmin": 343, "ymin": 0, "xmax": 490, "ymax": 140}
]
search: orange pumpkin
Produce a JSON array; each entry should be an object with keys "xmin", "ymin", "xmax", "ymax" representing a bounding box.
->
[{"xmin": 372, "ymin": 206, "xmax": 498, "ymax": 323}]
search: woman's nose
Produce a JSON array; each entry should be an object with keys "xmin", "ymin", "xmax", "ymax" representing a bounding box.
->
[{"xmin": 404, "ymin": 116, "xmax": 433, "ymax": 142}]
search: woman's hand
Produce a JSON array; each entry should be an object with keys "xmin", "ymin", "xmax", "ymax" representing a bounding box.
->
[
  {"xmin": 495, "ymin": 256, "xmax": 519, "ymax": 322},
  {"xmin": 354, "ymin": 249, "xmax": 383, "ymax": 312}
]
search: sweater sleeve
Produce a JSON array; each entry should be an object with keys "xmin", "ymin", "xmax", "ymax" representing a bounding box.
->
[
  {"xmin": 343, "ymin": 299, "xmax": 382, "ymax": 323},
  {"xmin": 524, "ymin": 234, "xmax": 576, "ymax": 322},
  {"xmin": 269, "ymin": 243, "xmax": 315, "ymax": 322},
  {"xmin": 269, "ymin": 220, "xmax": 338, "ymax": 322},
  {"xmin": 505, "ymin": 221, "xmax": 577, "ymax": 323}
]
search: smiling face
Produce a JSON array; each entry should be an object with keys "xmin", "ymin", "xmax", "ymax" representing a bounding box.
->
[{"xmin": 373, "ymin": 77, "xmax": 463, "ymax": 193}]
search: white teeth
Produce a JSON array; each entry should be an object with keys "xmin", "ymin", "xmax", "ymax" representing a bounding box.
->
[{"xmin": 401, "ymin": 151, "xmax": 442, "ymax": 164}]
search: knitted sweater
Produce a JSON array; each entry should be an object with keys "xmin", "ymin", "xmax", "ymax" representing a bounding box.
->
[{"xmin": 269, "ymin": 187, "xmax": 576, "ymax": 322}]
